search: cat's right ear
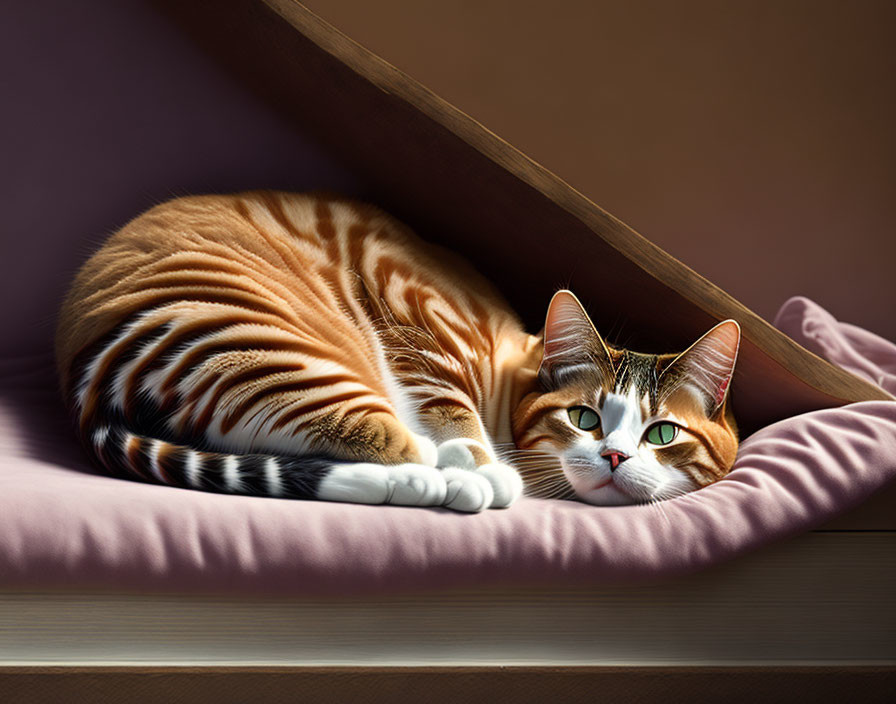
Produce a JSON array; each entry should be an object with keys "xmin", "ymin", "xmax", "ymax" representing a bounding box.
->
[
  {"xmin": 538, "ymin": 290, "xmax": 614, "ymax": 386},
  {"xmin": 659, "ymin": 319, "xmax": 741, "ymax": 417}
]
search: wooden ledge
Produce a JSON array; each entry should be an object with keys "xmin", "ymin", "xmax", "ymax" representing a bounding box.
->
[{"xmin": 2, "ymin": 665, "xmax": 894, "ymax": 703}]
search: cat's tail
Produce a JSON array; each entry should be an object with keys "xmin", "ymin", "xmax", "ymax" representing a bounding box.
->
[
  {"xmin": 81, "ymin": 422, "xmax": 493, "ymax": 511},
  {"xmin": 84, "ymin": 423, "xmax": 333, "ymax": 499}
]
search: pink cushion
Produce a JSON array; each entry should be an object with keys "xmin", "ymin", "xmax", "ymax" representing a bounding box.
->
[{"xmin": 1, "ymin": 297, "xmax": 894, "ymax": 595}]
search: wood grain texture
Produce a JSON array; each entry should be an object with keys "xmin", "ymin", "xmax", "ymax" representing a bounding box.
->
[
  {"xmin": 1, "ymin": 666, "xmax": 894, "ymax": 704},
  {"xmin": 3, "ymin": 533, "xmax": 894, "ymax": 666}
]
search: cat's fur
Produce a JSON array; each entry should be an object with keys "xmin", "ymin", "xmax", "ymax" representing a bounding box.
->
[{"xmin": 56, "ymin": 191, "xmax": 740, "ymax": 511}]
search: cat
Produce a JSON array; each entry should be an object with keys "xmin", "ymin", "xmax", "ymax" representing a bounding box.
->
[{"xmin": 56, "ymin": 191, "xmax": 740, "ymax": 512}]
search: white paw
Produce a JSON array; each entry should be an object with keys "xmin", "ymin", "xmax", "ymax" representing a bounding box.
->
[
  {"xmin": 477, "ymin": 463, "xmax": 524, "ymax": 508},
  {"xmin": 317, "ymin": 463, "xmax": 446, "ymax": 506},
  {"xmin": 436, "ymin": 439, "xmax": 477, "ymax": 471},
  {"xmin": 412, "ymin": 434, "xmax": 439, "ymax": 467},
  {"xmin": 440, "ymin": 467, "xmax": 494, "ymax": 513},
  {"xmin": 384, "ymin": 463, "xmax": 447, "ymax": 506}
]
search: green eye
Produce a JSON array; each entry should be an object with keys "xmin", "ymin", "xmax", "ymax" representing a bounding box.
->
[
  {"xmin": 568, "ymin": 406, "xmax": 600, "ymax": 431},
  {"xmin": 645, "ymin": 422, "xmax": 679, "ymax": 445}
]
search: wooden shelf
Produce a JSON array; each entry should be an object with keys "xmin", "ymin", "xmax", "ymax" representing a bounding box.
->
[
  {"xmin": 3, "ymin": 532, "xmax": 894, "ymax": 665},
  {"xmin": 2, "ymin": 530, "xmax": 894, "ymax": 696},
  {"xmin": 1, "ymin": 665, "xmax": 893, "ymax": 703}
]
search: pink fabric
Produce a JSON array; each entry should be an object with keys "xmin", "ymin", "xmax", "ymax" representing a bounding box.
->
[
  {"xmin": 1, "ymin": 297, "xmax": 894, "ymax": 595},
  {"xmin": 774, "ymin": 297, "xmax": 896, "ymax": 395}
]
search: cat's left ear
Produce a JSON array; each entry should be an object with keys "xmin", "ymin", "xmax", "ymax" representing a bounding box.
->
[
  {"xmin": 538, "ymin": 290, "xmax": 614, "ymax": 386},
  {"xmin": 660, "ymin": 320, "xmax": 741, "ymax": 416}
]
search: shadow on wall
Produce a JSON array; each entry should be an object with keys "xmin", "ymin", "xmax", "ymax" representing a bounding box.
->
[{"xmin": 0, "ymin": 0, "xmax": 363, "ymax": 359}]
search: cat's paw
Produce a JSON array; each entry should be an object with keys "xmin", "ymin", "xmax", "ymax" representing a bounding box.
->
[
  {"xmin": 477, "ymin": 463, "xmax": 524, "ymax": 508},
  {"xmin": 439, "ymin": 467, "xmax": 494, "ymax": 513},
  {"xmin": 385, "ymin": 463, "xmax": 448, "ymax": 506},
  {"xmin": 436, "ymin": 440, "xmax": 523, "ymax": 509},
  {"xmin": 436, "ymin": 439, "xmax": 478, "ymax": 471},
  {"xmin": 317, "ymin": 462, "xmax": 446, "ymax": 507},
  {"xmin": 412, "ymin": 434, "xmax": 439, "ymax": 467}
]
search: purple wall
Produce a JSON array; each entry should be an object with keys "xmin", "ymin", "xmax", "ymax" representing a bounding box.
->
[{"xmin": 0, "ymin": 0, "xmax": 361, "ymax": 357}]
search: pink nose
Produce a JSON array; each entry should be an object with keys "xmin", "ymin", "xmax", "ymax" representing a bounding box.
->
[{"xmin": 601, "ymin": 451, "xmax": 630, "ymax": 471}]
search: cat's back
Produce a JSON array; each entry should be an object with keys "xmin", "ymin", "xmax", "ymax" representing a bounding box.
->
[
  {"xmin": 56, "ymin": 191, "xmax": 518, "ymax": 398},
  {"xmin": 56, "ymin": 191, "xmax": 343, "ymax": 388}
]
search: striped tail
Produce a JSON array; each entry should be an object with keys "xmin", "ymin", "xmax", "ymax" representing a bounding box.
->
[{"xmin": 86, "ymin": 423, "xmax": 331, "ymax": 499}]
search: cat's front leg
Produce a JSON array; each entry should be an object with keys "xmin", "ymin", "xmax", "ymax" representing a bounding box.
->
[{"xmin": 418, "ymin": 402, "xmax": 523, "ymax": 509}]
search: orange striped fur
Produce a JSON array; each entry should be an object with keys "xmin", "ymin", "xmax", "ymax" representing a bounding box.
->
[{"xmin": 56, "ymin": 192, "xmax": 740, "ymax": 510}]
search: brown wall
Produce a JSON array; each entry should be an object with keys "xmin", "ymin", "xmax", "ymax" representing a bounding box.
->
[{"xmin": 305, "ymin": 0, "xmax": 896, "ymax": 340}]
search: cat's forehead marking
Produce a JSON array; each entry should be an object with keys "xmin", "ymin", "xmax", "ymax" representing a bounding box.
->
[{"xmin": 611, "ymin": 350, "xmax": 659, "ymax": 415}]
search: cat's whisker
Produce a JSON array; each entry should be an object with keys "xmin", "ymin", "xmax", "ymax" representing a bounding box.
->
[
  {"xmin": 498, "ymin": 451, "xmax": 554, "ymax": 461},
  {"xmin": 517, "ymin": 472, "xmax": 564, "ymax": 481},
  {"xmin": 497, "ymin": 444, "xmax": 553, "ymax": 453},
  {"xmin": 509, "ymin": 460, "xmax": 562, "ymax": 470},
  {"xmin": 522, "ymin": 474, "xmax": 566, "ymax": 486},
  {"xmin": 497, "ymin": 451, "xmax": 557, "ymax": 462},
  {"xmin": 522, "ymin": 475, "xmax": 570, "ymax": 491},
  {"xmin": 526, "ymin": 482, "xmax": 575, "ymax": 500},
  {"xmin": 518, "ymin": 472, "xmax": 564, "ymax": 481}
]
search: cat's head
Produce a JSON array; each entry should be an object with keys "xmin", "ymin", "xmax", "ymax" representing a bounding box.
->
[{"xmin": 512, "ymin": 290, "xmax": 740, "ymax": 505}]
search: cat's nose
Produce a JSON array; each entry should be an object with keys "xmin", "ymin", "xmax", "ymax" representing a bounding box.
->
[{"xmin": 601, "ymin": 451, "xmax": 630, "ymax": 471}]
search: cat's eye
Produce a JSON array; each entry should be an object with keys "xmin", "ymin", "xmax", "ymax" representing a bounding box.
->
[
  {"xmin": 568, "ymin": 406, "xmax": 600, "ymax": 431},
  {"xmin": 645, "ymin": 422, "xmax": 679, "ymax": 445}
]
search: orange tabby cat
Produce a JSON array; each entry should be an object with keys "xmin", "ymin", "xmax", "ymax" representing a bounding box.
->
[{"xmin": 56, "ymin": 191, "xmax": 740, "ymax": 511}]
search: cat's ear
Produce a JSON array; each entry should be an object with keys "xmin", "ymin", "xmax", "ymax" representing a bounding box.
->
[
  {"xmin": 660, "ymin": 320, "xmax": 741, "ymax": 416},
  {"xmin": 538, "ymin": 290, "xmax": 614, "ymax": 386}
]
